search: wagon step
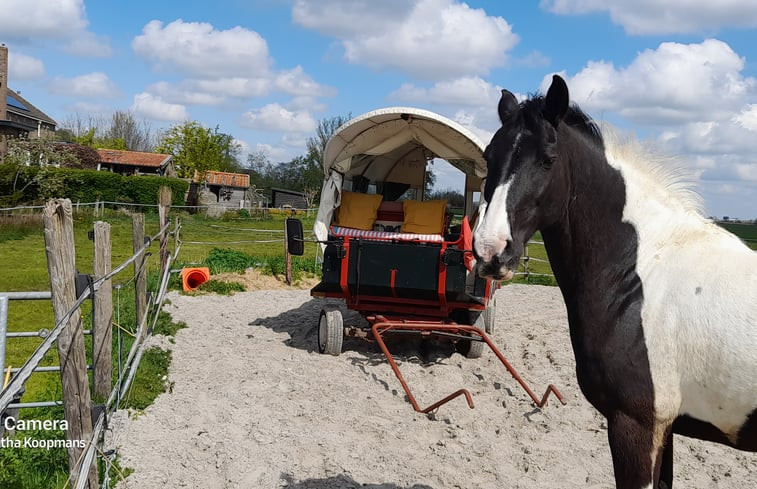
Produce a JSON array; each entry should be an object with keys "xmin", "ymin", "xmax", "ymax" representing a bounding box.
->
[{"xmin": 370, "ymin": 316, "xmax": 566, "ymax": 413}]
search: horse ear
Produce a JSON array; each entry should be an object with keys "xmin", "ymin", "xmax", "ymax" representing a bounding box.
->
[
  {"xmin": 544, "ymin": 74, "xmax": 569, "ymax": 128},
  {"xmin": 498, "ymin": 89, "xmax": 518, "ymax": 124}
]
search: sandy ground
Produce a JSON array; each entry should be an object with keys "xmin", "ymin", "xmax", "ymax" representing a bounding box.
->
[{"xmin": 109, "ymin": 284, "xmax": 757, "ymax": 488}]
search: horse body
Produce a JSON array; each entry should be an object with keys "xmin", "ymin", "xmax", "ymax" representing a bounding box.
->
[
  {"xmin": 473, "ymin": 74, "xmax": 756, "ymax": 488},
  {"xmin": 610, "ymin": 149, "xmax": 757, "ymax": 447}
]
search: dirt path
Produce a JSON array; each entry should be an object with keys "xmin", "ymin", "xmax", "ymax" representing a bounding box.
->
[{"xmin": 109, "ymin": 285, "xmax": 757, "ymax": 488}]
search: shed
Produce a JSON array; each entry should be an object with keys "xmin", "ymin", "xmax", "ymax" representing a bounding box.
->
[
  {"xmin": 189, "ymin": 170, "xmax": 252, "ymax": 209},
  {"xmin": 271, "ymin": 188, "xmax": 307, "ymax": 209},
  {"xmin": 96, "ymin": 149, "xmax": 175, "ymax": 177}
]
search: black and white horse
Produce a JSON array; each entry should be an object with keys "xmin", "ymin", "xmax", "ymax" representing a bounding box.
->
[{"xmin": 473, "ymin": 74, "xmax": 757, "ymax": 488}]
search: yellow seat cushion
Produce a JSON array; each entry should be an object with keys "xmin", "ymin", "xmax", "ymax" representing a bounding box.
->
[
  {"xmin": 334, "ymin": 191, "xmax": 383, "ymax": 230},
  {"xmin": 401, "ymin": 199, "xmax": 447, "ymax": 234}
]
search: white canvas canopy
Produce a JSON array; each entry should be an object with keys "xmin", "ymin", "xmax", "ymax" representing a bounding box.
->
[{"xmin": 314, "ymin": 107, "xmax": 487, "ymax": 241}]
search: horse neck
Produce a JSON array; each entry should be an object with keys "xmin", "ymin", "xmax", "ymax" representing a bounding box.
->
[{"xmin": 540, "ymin": 134, "xmax": 643, "ymax": 302}]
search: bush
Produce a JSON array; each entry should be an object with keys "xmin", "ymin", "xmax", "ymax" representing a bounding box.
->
[
  {"xmin": 123, "ymin": 174, "xmax": 188, "ymax": 206},
  {"xmin": 0, "ymin": 166, "xmax": 189, "ymax": 206},
  {"xmin": 197, "ymin": 279, "xmax": 245, "ymax": 295},
  {"xmin": 203, "ymin": 248, "xmax": 256, "ymax": 274}
]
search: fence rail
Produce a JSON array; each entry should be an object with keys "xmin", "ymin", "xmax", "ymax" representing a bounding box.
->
[{"xmin": 0, "ymin": 194, "xmax": 178, "ymax": 488}]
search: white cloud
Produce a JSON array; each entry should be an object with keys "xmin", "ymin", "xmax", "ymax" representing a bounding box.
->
[
  {"xmin": 239, "ymin": 103, "xmax": 317, "ymax": 133},
  {"xmin": 293, "ymin": 0, "xmax": 518, "ymax": 80},
  {"xmin": 254, "ymin": 142, "xmax": 290, "ymax": 162},
  {"xmin": 515, "ymin": 50, "xmax": 551, "ymax": 68},
  {"xmin": 0, "ymin": 0, "xmax": 111, "ymax": 56},
  {"xmin": 63, "ymin": 31, "xmax": 114, "ymax": 57},
  {"xmin": 733, "ymin": 104, "xmax": 757, "ymax": 132},
  {"xmin": 8, "ymin": 52, "xmax": 45, "ymax": 81},
  {"xmin": 0, "ymin": 0, "xmax": 87, "ymax": 39},
  {"xmin": 561, "ymin": 39, "xmax": 755, "ymax": 125},
  {"xmin": 64, "ymin": 101, "xmax": 110, "ymax": 115},
  {"xmin": 389, "ymin": 76, "xmax": 501, "ymax": 107},
  {"xmin": 273, "ymin": 67, "xmax": 337, "ymax": 97},
  {"xmin": 132, "ymin": 20, "xmax": 271, "ymax": 78},
  {"xmin": 146, "ymin": 81, "xmax": 228, "ymax": 106},
  {"xmin": 540, "ymin": 0, "xmax": 757, "ymax": 35},
  {"xmin": 293, "ymin": 0, "xmax": 414, "ymax": 38},
  {"xmin": 50, "ymin": 72, "xmax": 121, "ymax": 98},
  {"xmin": 131, "ymin": 19, "xmax": 334, "ymax": 115},
  {"xmin": 131, "ymin": 93, "xmax": 188, "ymax": 122}
]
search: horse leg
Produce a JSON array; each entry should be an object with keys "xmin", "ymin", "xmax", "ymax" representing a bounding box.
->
[
  {"xmin": 607, "ymin": 411, "xmax": 656, "ymax": 489},
  {"xmin": 655, "ymin": 429, "xmax": 674, "ymax": 489}
]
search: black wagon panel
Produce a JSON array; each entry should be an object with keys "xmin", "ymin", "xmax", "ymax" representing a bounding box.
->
[{"xmin": 347, "ymin": 240, "xmax": 440, "ymax": 301}]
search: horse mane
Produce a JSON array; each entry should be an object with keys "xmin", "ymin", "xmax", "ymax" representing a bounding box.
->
[
  {"xmin": 599, "ymin": 126, "xmax": 705, "ymax": 215},
  {"xmin": 522, "ymin": 94, "xmax": 605, "ymax": 149}
]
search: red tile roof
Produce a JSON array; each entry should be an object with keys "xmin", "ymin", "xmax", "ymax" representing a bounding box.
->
[
  {"xmin": 196, "ymin": 170, "xmax": 250, "ymax": 188},
  {"xmin": 97, "ymin": 149, "xmax": 172, "ymax": 168}
]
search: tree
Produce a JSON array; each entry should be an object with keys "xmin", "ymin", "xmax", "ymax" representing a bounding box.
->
[
  {"xmin": 427, "ymin": 187, "xmax": 465, "ymax": 208},
  {"xmin": 155, "ymin": 121, "xmax": 241, "ymax": 178},
  {"xmin": 59, "ymin": 111, "xmax": 155, "ymax": 151},
  {"xmin": 106, "ymin": 110, "xmax": 154, "ymax": 151},
  {"xmin": 306, "ymin": 114, "xmax": 351, "ymax": 171},
  {"xmin": 0, "ymin": 137, "xmax": 81, "ymax": 205},
  {"xmin": 424, "ymin": 167, "xmax": 436, "ymax": 198}
]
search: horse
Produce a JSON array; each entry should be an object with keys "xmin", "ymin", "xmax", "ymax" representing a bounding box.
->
[{"xmin": 472, "ymin": 74, "xmax": 757, "ymax": 488}]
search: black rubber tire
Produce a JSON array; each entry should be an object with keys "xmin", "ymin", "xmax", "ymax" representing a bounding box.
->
[
  {"xmin": 459, "ymin": 334, "xmax": 485, "ymax": 358},
  {"xmin": 452, "ymin": 308, "xmax": 486, "ymax": 359},
  {"xmin": 318, "ymin": 307, "xmax": 344, "ymax": 355},
  {"xmin": 481, "ymin": 299, "xmax": 496, "ymax": 334}
]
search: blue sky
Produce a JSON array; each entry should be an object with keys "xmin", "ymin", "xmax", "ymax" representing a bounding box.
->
[{"xmin": 3, "ymin": 0, "xmax": 757, "ymax": 218}]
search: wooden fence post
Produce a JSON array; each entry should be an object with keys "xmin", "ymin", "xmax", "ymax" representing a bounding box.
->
[
  {"xmin": 93, "ymin": 221, "xmax": 113, "ymax": 400},
  {"xmin": 158, "ymin": 186, "xmax": 172, "ymax": 275},
  {"xmin": 132, "ymin": 213, "xmax": 147, "ymax": 327},
  {"xmin": 43, "ymin": 199, "xmax": 98, "ymax": 488}
]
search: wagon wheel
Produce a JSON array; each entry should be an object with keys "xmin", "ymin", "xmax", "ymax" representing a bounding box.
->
[
  {"xmin": 482, "ymin": 299, "xmax": 496, "ymax": 335},
  {"xmin": 318, "ymin": 307, "xmax": 344, "ymax": 356},
  {"xmin": 456, "ymin": 300, "xmax": 496, "ymax": 359}
]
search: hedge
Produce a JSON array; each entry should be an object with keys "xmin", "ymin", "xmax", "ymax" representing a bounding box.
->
[{"xmin": 0, "ymin": 166, "xmax": 189, "ymax": 206}]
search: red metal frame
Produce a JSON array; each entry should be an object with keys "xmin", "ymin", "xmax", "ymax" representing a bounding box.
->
[
  {"xmin": 369, "ymin": 315, "xmax": 566, "ymax": 413},
  {"xmin": 312, "ymin": 232, "xmax": 564, "ymax": 413}
]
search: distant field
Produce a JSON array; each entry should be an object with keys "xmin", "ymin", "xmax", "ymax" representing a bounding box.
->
[{"xmin": 718, "ymin": 221, "xmax": 757, "ymax": 249}]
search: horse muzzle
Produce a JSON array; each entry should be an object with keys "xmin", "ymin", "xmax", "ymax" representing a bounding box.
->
[{"xmin": 475, "ymin": 252, "xmax": 518, "ymax": 282}]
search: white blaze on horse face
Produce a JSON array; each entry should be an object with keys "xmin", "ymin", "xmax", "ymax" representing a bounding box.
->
[{"xmin": 474, "ymin": 181, "xmax": 513, "ymax": 262}]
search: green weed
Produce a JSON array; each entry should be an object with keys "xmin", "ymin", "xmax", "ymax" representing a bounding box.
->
[{"xmin": 197, "ymin": 279, "xmax": 246, "ymax": 295}]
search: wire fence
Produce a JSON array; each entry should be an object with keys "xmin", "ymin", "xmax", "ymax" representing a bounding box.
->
[{"xmin": 0, "ymin": 199, "xmax": 177, "ymax": 488}]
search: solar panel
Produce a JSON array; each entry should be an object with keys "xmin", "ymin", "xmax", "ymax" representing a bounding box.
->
[{"xmin": 7, "ymin": 94, "xmax": 30, "ymax": 111}]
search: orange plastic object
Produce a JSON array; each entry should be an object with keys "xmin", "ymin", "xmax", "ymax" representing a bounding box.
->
[{"xmin": 181, "ymin": 267, "xmax": 210, "ymax": 292}]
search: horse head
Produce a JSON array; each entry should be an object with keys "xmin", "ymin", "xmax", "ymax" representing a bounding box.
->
[{"xmin": 473, "ymin": 74, "xmax": 570, "ymax": 281}]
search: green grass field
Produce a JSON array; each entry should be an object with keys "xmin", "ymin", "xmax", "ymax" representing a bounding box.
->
[{"xmin": 0, "ymin": 208, "xmax": 318, "ymax": 401}]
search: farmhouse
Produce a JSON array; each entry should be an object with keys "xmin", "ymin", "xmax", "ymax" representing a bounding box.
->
[{"xmin": 0, "ymin": 44, "xmax": 57, "ymax": 156}]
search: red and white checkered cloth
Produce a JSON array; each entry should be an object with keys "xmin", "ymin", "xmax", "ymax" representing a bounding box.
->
[{"xmin": 331, "ymin": 226, "xmax": 444, "ymax": 243}]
